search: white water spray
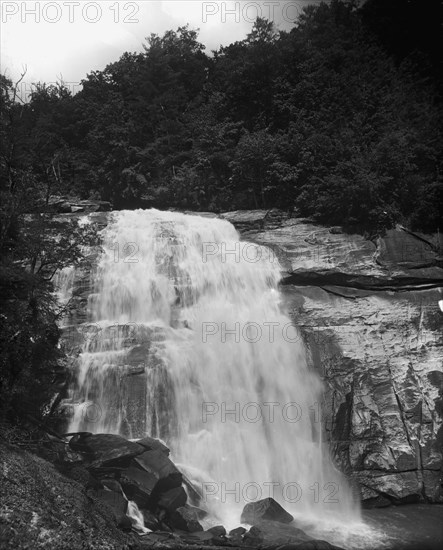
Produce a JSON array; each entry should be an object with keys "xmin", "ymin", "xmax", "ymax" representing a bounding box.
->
[{"xmin": 66, "ymin": 209, "xmax": 360, "ymax": 530}]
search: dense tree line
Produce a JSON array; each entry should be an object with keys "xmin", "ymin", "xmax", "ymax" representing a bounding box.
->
[
  {"xmin": 2, "ymin": 0, "xmax": 442, "ymax": 232},
  {"xmin": 0, "ymin": 75, "xmax": 97, "ymax": 423}
]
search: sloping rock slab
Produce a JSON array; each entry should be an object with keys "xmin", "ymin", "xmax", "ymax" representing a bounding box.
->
[
  {"xmin": 186, "ymin": 504, "xmax": 208, "ymax": 520},
  {"xmin": 241, "ymin": 497, "xmax": 294, "ymax": 524},
  {"xmin": 136, "ymin": 435, "xmax": 170, "ymax": 455},
  {"xmin": 120, "ymin": 465, "xmax": 158, "ymax": 507},
  {"xmin": 158, "ymin": 486, "xmax": 187, "ymax": 512},
  {"xmin": 142, "ymin": 509, "xmax": 162, "ymax": 531},
  {"xmin": 69, "ymin": 433, "xmax": 144, "ymax": 467},
  {"xmin": 168, "ymin": 505, "xmax": 203, "ymax": 532},
  {"xmin": 134, "ymin": 449, "xmax": 182, "ymax": 492}
]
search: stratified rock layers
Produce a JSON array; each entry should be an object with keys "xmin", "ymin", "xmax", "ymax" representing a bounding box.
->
[
  {"xmin": 57, "ymin": 209, "xmax": 442, "ymax": 506},
  {"xmin": 222, "ymin": 209, "xmax": 442, "ymax": 506}
]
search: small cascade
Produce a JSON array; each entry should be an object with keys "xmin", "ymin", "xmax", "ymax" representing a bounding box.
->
[{"xmin": 127, "ymin": 501, "xmax": 151, "ymax": 534}]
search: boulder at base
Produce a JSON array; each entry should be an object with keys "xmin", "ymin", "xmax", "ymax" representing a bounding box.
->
[
  {"xmin": 229, "ymin": 526, "xmax": 246, "ymax": 536},
  {"xmin": 241, "ymin": 497, "xmax": 294, "ymax": 524},
  {"xmin": 168, "ymin": 505, "xmax": 204, "ymax": 532},
  {"xmin": 134, "ymin": 449, "xmax": 182, "ymax": 493},
  {"xmin": 207, "ymin": 525, "xmax": 226, "ymax": 539},
  {"xmin": 158, "ymin": 486, "xmax": 187, "ymax": 512},
  {"xmin": 136, "ymin": 435, "xmax": 170, "ymax": 455},
  {"xmin": 119, "ymin": 465, "xmax": 158, "ymax": 507},
  {"xmin": 69, "ymin": 433, "xmax": 144, "ymax": 466}
]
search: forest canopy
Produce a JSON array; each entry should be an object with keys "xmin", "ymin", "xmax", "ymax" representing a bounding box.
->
[{"xmin": 1, "ymin": 0, "xmax": 442, "ymax": 233}]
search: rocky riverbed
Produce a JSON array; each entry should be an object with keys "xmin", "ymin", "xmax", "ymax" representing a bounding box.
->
[
  {"xmin": 1, "ymin": 432, "xmax": 441, "ymax": 550},
  {"xmin": 0, "ymin": 434, "xmax": 347, "ymax": 550}
]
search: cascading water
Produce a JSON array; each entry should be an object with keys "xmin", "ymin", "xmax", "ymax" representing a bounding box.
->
[{"xmin": 64, "ymin": 209, "xmax": 362, "ymax": 535}]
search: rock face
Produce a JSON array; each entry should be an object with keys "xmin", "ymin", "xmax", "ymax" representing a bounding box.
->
[
  {"xmin": 68, "ymin": 433, "xmax": 145, "ymax": 466},
  {"xmin": 223, "ymin": 209, "xmax": 443, "ymax": 506},
  {"xmin": 53, "ymin": 208, "xmax": 442, "ymax": 507}
]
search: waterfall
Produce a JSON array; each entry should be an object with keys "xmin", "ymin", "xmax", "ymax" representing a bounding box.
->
[{"xmin": 65, "ymin": 209, "xmax": 360, "ymax": 527}]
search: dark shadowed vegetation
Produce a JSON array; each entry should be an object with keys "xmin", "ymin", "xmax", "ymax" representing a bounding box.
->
[{"xmin": 0, "ymin": 0, "xmax": 442, "ymax": 423}]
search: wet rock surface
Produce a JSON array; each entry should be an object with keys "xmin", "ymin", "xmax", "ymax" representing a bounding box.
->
[
  {"xmin": 69, "ymin": 433, "xmax": 145, "ymax": 466},
  {"xmin": 241, "ymin": 497, "xmax": 294, "ymax": 524},
  {"xmin": 1, "ymin": 431, "xmax": 351, "ymax": 549},
  {"xmin": 49, "ymin": 208, "xmax": 442, "ymax": 510},
  {"xmin": 225, "ymin": 209, "xmax": 443, "ymax": 506}
]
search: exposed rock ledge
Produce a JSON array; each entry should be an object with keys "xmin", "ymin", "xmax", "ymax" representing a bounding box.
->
[
  {"xmin": 43, "ymin": 195, "xmax": 112, "ymax": 214},
  {"xmin": 50, "ymin": 208, "xmax": 442, "ymax": 508},
  {"xmin": 221, "ymin": 209, "xmax": 443, "ymax": 507}
]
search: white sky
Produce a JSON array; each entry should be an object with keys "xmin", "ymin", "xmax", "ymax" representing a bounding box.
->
[{"xmin": 1, "ymin": 1, "xmax": 315, "ymax": 96}]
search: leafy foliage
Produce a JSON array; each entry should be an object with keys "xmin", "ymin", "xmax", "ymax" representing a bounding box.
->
[
  {"xmin": 3, "ymin": 3, "xmax": 441, "ymax": 231},
  {"xmin": 0, "ymin": 74, "xmax": 99, "ymax": 421}
]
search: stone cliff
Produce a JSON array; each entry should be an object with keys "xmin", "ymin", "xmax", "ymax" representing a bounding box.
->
[
  {"xmin": 222, "ymin": 209, "xmax": 443, "ymax": 507},
  {"xmin": 55, "ymin": 209, "xmax": 443, "ymax": 508}
]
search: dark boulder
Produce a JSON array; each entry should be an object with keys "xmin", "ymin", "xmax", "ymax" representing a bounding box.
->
[
  {"xmin": 243, "ymin": 525, "xmax": 264, "ymax": 545},
  {"xmin": 207, "ymin": 525, "xmax": 226, "ymax": 537},
  {"xmin": 120, "ymin": 450, "xmax": 182, "ymax": 510},
  {"xmin": 142, "ymin": 509, "xmax": 162, "ymax": 531},
  {"xmin": 134, "ymin": 450, "xmax": 182, "ymax": 493},
  {"xmin": 120, "ymin": 465, "xmax": 158, "ymax": 507},
  {"xmin": 168, "ymin": 505, "xmax": 203, "ymax": 532},
  {"xmin": 182, "ymin": 474, "xmax": 203, "ymax": 505},
  {"xmin": 229, "ymin": 526, "xmax": 246, "ymax": 536},
  {"xmin": 69, "ymin": 433, "xmax": 144, "ymax": 467},
  {"xmin": 158, "ymin": 486, "xmax": 187, "ymax": 512},
  {"xmin": 136, "ymin": 435, "xmax": 170, "ymax": 455},
  {"xmin": 186, "ymin": 504, "xmax": 208, "ymax": 520},
  {"xmin": 101, "ymin": 479, "xmax": 124, "ymax": 494},
  {"xmin": 68, "ymin": 432, "xmax": 93, "ymax": 452},
  {"xmin": 241, "ymin": 497, "xmax": 294, "ymax": 524}
]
